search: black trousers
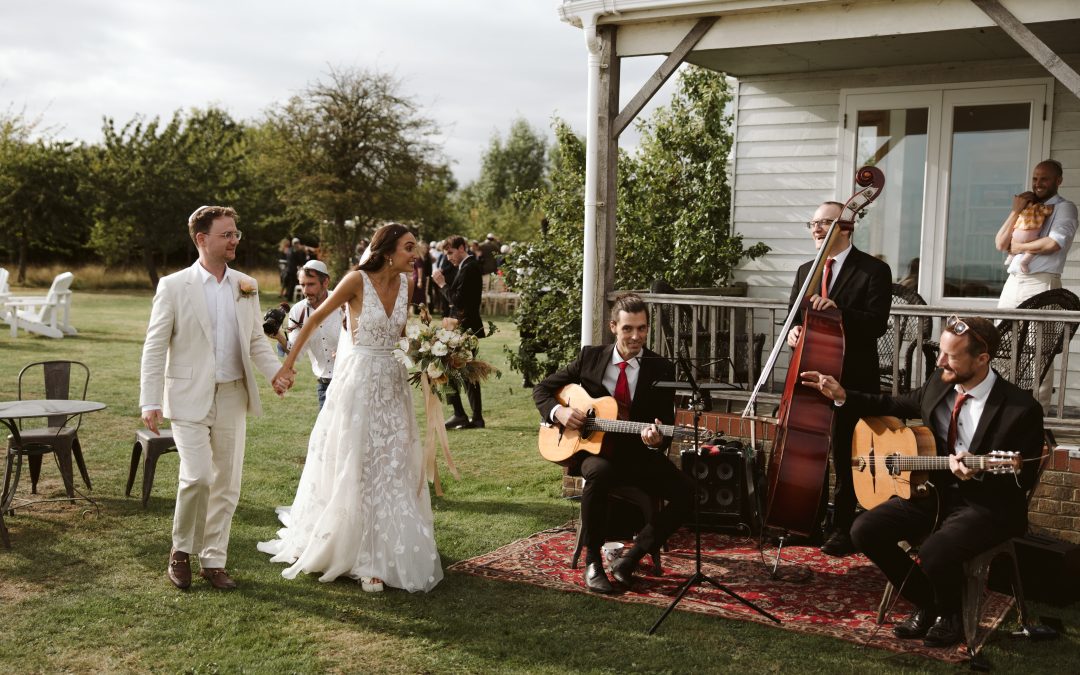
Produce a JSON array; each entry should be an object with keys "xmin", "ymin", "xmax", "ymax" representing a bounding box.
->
[
  {"xmin": 448, "ymin": 346, "xmax": 482, "ymax": 420},
  {"xmin": 579, "ymin": 447, "xmax": 693, "ymax": 558},
  {"xmin": 850, "ymin": 488, "xmax": 1016, "ymax": 613},
  {"xmin": 829, "ymin": 407, "xmax": 859, "ymax": 532}
]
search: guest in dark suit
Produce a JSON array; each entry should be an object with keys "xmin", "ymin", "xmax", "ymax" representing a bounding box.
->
[
  {"xmin": 533, "ymin": 293, "xmax": 692, "ymax": 594},
  {"xmin": 786, "ymin": 200, "xmax": 892, "ymax": 556},
  {"xmin": 433, "ymin": 235, "xmax": 485, "ymax": 429},
  {"xmin": 801, "ymin": 316, "xmax": 1044, "ymax": 648}
]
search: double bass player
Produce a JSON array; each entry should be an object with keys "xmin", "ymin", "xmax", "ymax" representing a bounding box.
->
[{"xmin": 786, "ymin": 200, "xmax": 892, "ymax": 556}]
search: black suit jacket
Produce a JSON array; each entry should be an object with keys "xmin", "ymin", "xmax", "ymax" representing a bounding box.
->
[
  {"xmin": 533, "ymin": 345, "xmax": 676, "ymax": 474},
  {"xmin": 789, "ymin": 246, "xmax": 892, "ymax": 392},
  {"xmin": 440, "ymin": 254, "xmax": 484, "ymax": 337},
  {"xmin": 844, "ymin": 370, "xmax": 1044, "ymax": 533}
]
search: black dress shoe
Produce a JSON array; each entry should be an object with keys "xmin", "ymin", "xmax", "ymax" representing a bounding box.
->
[
  {"xmin": 923, "ymin": 613, "xmax": 963, "ymax": 648},
  {"xmin": 820, "ymin": 531, "xmax": 856, "ymax": 557},
  {"xmin": 584, "ymin": 562, "xmax": 614, "ymax": 594},
  {"xmin": 444, "ymin": 415, "xmax": 469, "ymax": 430},
  {"xmin": 892, "ymin": 608, "xmax": 937, "ymax": 639},
  {"xmin": 609, "ymin": 555, "xmax": 638, "ymax": 586},
  {"xmin": 470, "ymin": 418, "xmax": 485, "ymax": 429}
]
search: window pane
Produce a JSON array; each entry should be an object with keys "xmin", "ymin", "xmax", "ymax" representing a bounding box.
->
[
  {"xmin": 852, "ymin": 108, "xmax": 928, "ymax": 291},
  {"xmin": 944, "ymin": 103, "xmax": 1031, "ymax": 298}
]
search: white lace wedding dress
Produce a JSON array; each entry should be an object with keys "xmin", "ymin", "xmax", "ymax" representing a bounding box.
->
[{"xmin": 257, "ymin": 271, "xmax": 442, "ymax": 592}]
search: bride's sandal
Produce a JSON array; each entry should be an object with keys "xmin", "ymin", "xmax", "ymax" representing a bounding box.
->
[{"xmin": 360, "ymin": 576, "xmax": 384, "ymax": 593}]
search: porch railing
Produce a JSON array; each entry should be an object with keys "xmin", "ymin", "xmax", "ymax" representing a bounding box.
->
[{"xmin": 623, "ymin": 292, "xmax": 1080, "ymax": 434}]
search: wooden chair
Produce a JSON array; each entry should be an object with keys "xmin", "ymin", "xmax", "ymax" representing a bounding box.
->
[
  {"xmin": 4, "ymin": 271, "xmax": 77, "ymax": 339},
  {"xmin": 3, "ymin": 361, "xmax": 93, "ymax": 508}
]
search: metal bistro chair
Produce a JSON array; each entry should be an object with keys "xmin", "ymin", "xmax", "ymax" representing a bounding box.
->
[
  {"xmin": 126, "ymin": 428, "xmax": 178, "ymax": 508},
  {"xmin": 4, "ymin": 361, "xmax": 93, "ymax": 508},
  {"xmin": 993, "ymin": 288, "xmax": 1080, "ymax": 398}
]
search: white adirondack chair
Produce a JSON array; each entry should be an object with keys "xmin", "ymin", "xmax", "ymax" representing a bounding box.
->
[
  {"xmin": 4, "ymin": 271, "xmax": 78, "ymax": 338},
  {"xmin": 0, "ymin": 267, "xmax": 9, "ymax": 306}
]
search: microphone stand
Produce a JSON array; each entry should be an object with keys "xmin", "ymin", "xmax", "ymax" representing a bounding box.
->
[{"xmin": 649, "ymin": 354, "xmax": 780, "ymax": 635}]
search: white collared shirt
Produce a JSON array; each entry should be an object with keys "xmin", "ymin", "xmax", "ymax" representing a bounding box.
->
[
  {"xmin": 196, "ymin": 263, "xmax": 245, "ymax": 383},
  {"xmin": 1006, "ymin": 194, "xmax": 1078, "ymax": 276},
  {"xmin": 931, "ymin": 369, "xmax": 998, "ymax": 455},
  {"xmin": 286, "ymin": 297, "xmax": 343, "ymax": 379}
]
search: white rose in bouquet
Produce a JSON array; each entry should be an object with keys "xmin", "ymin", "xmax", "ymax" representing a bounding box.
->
[
  {"xmin": 426, "ymin": 361, "xmax": 444, "ymax": 380},
  {"xmin": 406, "ymin": 324, "xmax": 421, "ymax": 339},
  {"xmin": 398, "ymin": 337, "xmax": 411, "ymax": 352},
  {"xmin": 431, "ymin": 341, "xmax": 449, "ymax": 357}
]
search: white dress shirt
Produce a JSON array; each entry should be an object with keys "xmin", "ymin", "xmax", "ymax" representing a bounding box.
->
[
  {"xmin": 549, "ymin": 347, "xmax": 642, "ymax": 422},
  {"xmin": 286, "ymin": 298, "xmax": 343, "ymax": 379},
  {"xmin": 823, "ymin": 242, "xmax": 853, "ymax": 295},
  {"xmin": 931, "ymin": 369, "xmax": 998, "ymax": 456},
  {"xmin": 196, "ymin": 263, "xmax": 245, "ymax": 383}
]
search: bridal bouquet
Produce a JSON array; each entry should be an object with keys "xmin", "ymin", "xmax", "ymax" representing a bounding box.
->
[{"xmin": 392, "ymin": 311, "xmax": 499, "ymax": 398}]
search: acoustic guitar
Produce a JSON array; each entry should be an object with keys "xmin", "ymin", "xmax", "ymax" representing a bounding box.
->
[
  {"xmin": 537, "ymin": 383, "xmax": 696, "ymax": 465},
  {"xmin": 850, "ymin": 416, "xmax": 1021, "ymax": 510}
]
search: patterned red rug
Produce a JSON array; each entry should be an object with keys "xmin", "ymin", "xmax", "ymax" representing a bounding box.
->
[{"xmin": 449, "ymin": 524, "xmax": 1014, "ymax": 664}]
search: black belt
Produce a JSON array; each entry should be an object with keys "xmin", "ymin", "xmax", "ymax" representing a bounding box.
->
[{"xmin": 317, "ymin": 377, "xmax": 332, "ymax": 385}]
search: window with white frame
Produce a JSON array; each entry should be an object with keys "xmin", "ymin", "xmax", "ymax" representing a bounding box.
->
[{"xmin": 840, "ymin": 80, "xmax": 1052, "ymax": 304}]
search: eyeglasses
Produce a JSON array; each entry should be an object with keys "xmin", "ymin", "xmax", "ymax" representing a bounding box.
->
[
  {"xmin": 805, "ymin": 219, "xmax": 854, "ymax": 230},
  {"xmin": 946, "ymin": 315, "xmax": 988, "ymax": 353},
  {"xmin": 206, "ymin": 230, "xmax": 243, "ymax": 241}
]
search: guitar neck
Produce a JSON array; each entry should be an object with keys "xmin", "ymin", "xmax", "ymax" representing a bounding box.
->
[
  {"xmin": 584, "ymin": 418, "xmax": 687, "ymax": 438},
  {"xmin": 882, "ymin": 455, "xmax": 1011, "ymax": 472}
]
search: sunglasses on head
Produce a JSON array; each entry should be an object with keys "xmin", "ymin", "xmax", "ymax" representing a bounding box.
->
[{"xmin": 946, "ymin": 315, "xmax": 989, "ymax": 353}]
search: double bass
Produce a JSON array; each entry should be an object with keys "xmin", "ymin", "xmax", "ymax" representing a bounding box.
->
[{"xmin": 743, "ymin": 166, "xmax": 885, "ymax": 537}]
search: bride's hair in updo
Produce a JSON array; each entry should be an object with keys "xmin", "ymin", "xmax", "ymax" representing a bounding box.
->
[{"xmin": 357, "ymin": 223, "xmax": 411, "ymax": 272}]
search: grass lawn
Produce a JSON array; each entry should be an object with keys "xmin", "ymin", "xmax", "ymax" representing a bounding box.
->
[{"xmin": 1, "ymin": 290, "xmax": 1077, "ymax": 673}]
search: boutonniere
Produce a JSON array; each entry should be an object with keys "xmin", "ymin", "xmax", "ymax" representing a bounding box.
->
[{"xmin": 237, "ymin": 281, "xmax": 257, "ymax": 300}]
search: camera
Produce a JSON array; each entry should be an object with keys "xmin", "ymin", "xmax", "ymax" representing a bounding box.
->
[{"xmin": 263, "ymin": 302, "xmax": 290, "ymax": 336}]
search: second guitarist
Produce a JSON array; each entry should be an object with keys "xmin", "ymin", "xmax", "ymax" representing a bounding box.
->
[{"xmin": 533, "ymin": 293, "xmax": 692, "ymax": 594}]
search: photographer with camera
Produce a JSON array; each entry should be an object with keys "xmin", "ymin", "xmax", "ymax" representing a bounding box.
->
[{"xmin": 266, "ymin": 260, "xmax": 343, "ymax": 409}]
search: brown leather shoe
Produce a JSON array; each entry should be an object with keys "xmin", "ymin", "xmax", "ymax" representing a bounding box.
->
[
  {"xmin": 167, "ymin": 549, "xmax": 191, "ymax": 590},
  {"xmin": 199, "ymin": 567, "xmax": 238, "ymax": 590}
]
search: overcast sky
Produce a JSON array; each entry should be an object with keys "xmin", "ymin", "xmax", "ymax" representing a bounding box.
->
[{"xmin": 0, "ymin": 0, "xmax": 678, "ymax": 185}]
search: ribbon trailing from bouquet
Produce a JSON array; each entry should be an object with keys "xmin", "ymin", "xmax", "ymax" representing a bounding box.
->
[{"xmin": 421, "ymin": 373, "xmax": 461, "ymax": 496}]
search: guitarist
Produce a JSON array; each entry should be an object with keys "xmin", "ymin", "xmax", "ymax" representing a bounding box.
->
[
  {"xmin": 801, "ymin": 316, "xmax": 1044, "ymax": 648},
  {"xmin": 533, "ymin": 293, "xmax": 692, "ymax": 594}
]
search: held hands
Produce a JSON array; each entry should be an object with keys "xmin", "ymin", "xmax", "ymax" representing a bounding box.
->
[
  {"xmin": 142, "ymin": 409, "xmax": 163, "ymax": 435},
  {"xmin": 949, "ymin": 451, "xmax": 979, "ymax": 480},
  {"xmin": 799, "ymin": 371, "xmax": 846, "ymax": 403},
  {"xmin": 641, "ymin": 418, "xmax": 663, "ymax": 448},
  {"xmin": 272, "ymin": 365, "xmax": 297, "ymax": 396}
]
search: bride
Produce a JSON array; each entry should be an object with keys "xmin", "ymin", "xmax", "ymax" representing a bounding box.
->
[{"xmin": 259, "ymin": 223, "xmax": 442, "ymax": 593}]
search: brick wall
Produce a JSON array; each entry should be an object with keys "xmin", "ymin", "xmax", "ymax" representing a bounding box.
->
[{"xmin": 1029, "ymin": 448, "xmax": 1080, "ymax": 544}]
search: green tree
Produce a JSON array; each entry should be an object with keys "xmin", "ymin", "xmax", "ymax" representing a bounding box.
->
[
  {"xmin": 0, "ymin": 118, "xmax": 91, "ymax": 282},
  {"xmin": 453, "ymin": 118, "xmax": 548, "ymax": 243},
  {"xmin": 87, "ymin": 108, "xmax": 252, "ymax": 286},
  {"xmin": 506, "ymin": 66, "xmax": 770, "ymax": 382},
  {"xmin": 261, "ymin": 66, "xmax": 450, "ymax": 277}
]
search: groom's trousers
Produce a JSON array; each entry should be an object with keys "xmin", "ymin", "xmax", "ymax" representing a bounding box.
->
[{"xmin": 170, "ymin": 379, "xmax": 248, "ymax": 568}]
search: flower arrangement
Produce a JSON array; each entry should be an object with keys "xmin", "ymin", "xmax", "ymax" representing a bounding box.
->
[
  {"xmin": 237, "ymin": 281, "xmax": 257, "ymax": 299},
  {"xmin": 393, "ymin": 310, "xmax": 498, "ymax": 398}
]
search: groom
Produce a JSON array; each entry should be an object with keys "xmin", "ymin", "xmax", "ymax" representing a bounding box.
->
[{"xmin": 140, "ymin": 205, "xmax": 281, "ymax": 591}]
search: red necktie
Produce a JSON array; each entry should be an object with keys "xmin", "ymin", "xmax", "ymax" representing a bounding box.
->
[
  {"xmin": 946, "ymin": 392, "xmax": 971, "ymax": 453},
  {"xmin": 821, "ymin": 257, "xmax": 834, "ymax": 299},
  {"xmin": 613, "ymin": 361, "xmax": 631, "ymax": 421}
]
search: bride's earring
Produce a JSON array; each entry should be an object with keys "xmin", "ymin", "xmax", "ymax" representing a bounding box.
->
[{"xmin": 385, "ymin": 256, "xmax": 393, "ymax": 270}]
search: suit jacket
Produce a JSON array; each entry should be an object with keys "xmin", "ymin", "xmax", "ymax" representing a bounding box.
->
[
  {"xmin": 440, "ymin": 254, "xmax": 484, "ymax": 336},
  {"xmin": 844, "ymin": 370, "xmax": 1044, "ymax": 533},
  {"xmin": 789, "ymin": 246, "xmax": 892, "ymax": 392},
  {"xmin": 533, "ymin": 345, "xmax": 676, "ymax": 474},
  {"xmin": 140, "ymin": 262, "xmax": 281, "ymax": 422}
]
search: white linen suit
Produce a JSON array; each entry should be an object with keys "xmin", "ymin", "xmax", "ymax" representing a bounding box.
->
[{"xmin": 140, "ymin": 261, "xmax": 280, "ymax": 567}]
